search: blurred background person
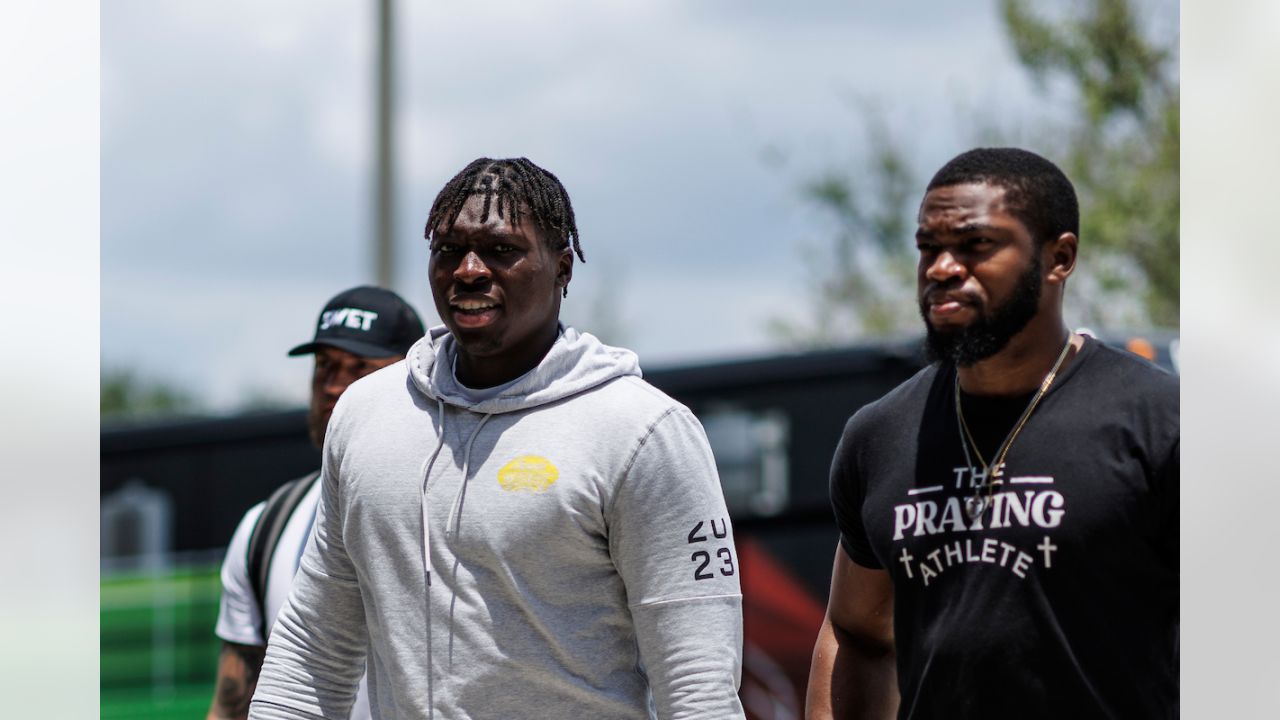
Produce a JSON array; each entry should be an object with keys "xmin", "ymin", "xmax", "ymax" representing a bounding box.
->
[{"xmin": 207, "ymin": 286, "xmax": 424, "ymax": 720}]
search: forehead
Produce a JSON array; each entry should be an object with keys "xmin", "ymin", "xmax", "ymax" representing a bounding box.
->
[
  {"xmin": 917, "ymin": 182, "xmax": 1021, "ymax": 233},
  {"xmin": 437, "ymin": 193, "xmax": 539, "ymax": 240},
  {"xmin": 314, "ymin": 346, "xmax": 365, "ymax": 363}
]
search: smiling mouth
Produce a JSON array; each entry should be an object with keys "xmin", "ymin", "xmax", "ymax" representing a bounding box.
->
[
  {"xmin": 452, "ymin": 298, "xmax": 499, "ymax": 313},
  {"xmin": 450, "ymin": 298, "xmax": 501, "ymax": 328}
]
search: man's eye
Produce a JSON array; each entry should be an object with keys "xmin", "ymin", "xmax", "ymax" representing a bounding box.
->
[
  {"xmin": 493, "ymin": 244, "xmax": 515, "ymax": 254},
  {"xmin": 967, "ymin": 237, "xmax": 993, "ymax": 248},
  {"xmin": 433, "ymin": 242, "xmax": 458, "ymax": 253}
]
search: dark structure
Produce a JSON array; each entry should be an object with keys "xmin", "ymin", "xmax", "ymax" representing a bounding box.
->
[
  {"xmin": 102, "ymin": 340, "xmax": 923, "ymax": 590},
  {"xmin": 101, "ymin": 333, "xmax": 1175, "ymax": 590}
]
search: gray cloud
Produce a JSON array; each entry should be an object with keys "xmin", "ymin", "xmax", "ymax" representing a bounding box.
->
[{"xmin": 103, "ymin": 0, "xmax": 1138, "ymax": 410}]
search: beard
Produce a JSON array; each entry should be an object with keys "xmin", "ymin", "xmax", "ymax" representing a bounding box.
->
[
  {"xmin": 921, "ymin": 256, "xmax": 1042, "ymax": 367},
  {"xmin": 306, "ymin": 404, "xmax": 329, "ymax": 449}
]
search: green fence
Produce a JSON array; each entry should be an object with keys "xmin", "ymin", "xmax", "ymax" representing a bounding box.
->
[{"xmin": 101, "ymin": 561, "xmax": 223, "ymax": 719}]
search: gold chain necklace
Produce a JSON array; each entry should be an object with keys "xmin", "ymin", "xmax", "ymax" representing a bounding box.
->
[{"xmin": 954, "ymin": 333, "xmax": 1075, "ymax": 520}]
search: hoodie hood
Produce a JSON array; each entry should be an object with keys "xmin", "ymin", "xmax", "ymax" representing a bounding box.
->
[{"xmin": 407, "ymin": 324, "xmax": 641, "ymax": 414}]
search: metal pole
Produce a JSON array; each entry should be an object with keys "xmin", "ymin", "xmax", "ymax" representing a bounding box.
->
[{"xmin": 374, "ymin": 0, "xmax": 395, "ymax": 288}]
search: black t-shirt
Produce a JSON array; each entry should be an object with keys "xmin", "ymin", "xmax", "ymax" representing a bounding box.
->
[{"xmin": 831, "ymin": 336, "xmax": 1178, "ymax": 719}]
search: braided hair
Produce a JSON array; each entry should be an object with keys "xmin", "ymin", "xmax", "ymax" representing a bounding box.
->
[{"xmin": 424, "ymin": 157, "xmax": 585, "ymax": 263}]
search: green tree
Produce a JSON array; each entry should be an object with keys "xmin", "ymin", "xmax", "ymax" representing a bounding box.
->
[
  {"xmin": 101, "ymin": 368, "xmax": 200, "ymax": 420},
  {"xmin": 768, "ymin": 108, "xmax": 920, "ymax": 345},
  {"xmin": 777, "ymin": 0, "xmax": 1178, "ymax": 342},
  {"xmin": 1002, "ymin": 0, "xmax": 1179, "ymax": 328}
]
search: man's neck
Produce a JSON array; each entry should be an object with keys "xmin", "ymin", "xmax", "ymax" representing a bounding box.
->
[
  {"xmin": 956, "ymin": 318, "xmax": 1080, "ymax": 397},
  {"xmin": 455, "ymin": 323, "xmax": 560, "ymax": 389}
]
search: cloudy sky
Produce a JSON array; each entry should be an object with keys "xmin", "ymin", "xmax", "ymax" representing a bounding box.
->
[{"xmin": 102, "ymin": 0, "xmax": 1169, "ymax": 413}]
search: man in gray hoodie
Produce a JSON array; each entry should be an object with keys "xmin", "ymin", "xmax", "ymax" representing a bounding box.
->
[{"xmin": 250, "ymin": 158, "xmax": 745, "ymax": 720}]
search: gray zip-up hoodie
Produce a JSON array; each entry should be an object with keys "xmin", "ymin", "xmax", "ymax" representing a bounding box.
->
[{"xmin": 250, "ymin": 326, "xmax": 745, "ymax": 719}]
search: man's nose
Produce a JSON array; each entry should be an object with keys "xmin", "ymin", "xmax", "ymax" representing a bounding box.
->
[
  {"xmin": 454, "ymin": 251, "xmax": 491, "ymax": 283},
  {"xmin": 924, "ymin": 249, "xmax": 966, "ymax": 284},
  {"xmin": 324, "ymin": 374, "xmax": 351, "ymax": 396},
  {"xmin": 323, "ymin": 367, "xmax": 360, "ymax": 396}
]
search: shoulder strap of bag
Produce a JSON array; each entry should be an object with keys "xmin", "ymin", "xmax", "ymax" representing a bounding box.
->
[{"xmin": 244, "ymin": 470, "xmax": 320, "ymax": 641}]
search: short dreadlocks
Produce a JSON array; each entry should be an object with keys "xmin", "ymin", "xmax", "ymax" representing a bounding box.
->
[{"xmin": 424, "ymin": 157, "xmax": 585, "ymax": 262}]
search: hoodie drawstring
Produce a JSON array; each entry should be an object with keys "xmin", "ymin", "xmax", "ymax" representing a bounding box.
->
[
  {"xmin": 420, "ymin": 403, "xmax": 494, "ymax": 586},
  {"xmin": 447, "ymin": 413, "xmax": 493, "ymax": 535},
  {"xmin": 420, "ymin": 398, "xmax": 448, "ymax": 587}
]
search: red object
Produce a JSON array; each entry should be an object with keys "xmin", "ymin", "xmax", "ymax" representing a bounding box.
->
[{"xmin": 737, "ymin": 537, "xmax": 827, "ymax": 720}]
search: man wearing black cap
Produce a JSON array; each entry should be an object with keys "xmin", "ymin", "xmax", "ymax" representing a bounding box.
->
[{"xmin": 207, "ymin": 286, "xmax": 424, "ymax": 720}]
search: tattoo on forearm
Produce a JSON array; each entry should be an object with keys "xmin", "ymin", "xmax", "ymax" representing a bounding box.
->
[{"xmin": 211, "ymin": 642, "xmax": 265, "ymax": 718}]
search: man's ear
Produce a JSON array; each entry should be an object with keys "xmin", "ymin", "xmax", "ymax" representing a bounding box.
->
[
  {"xmin": 1044, "ymin": 232, "xmax": 1078, "ymax": 287},
  {"xmin": 556, "ymin": 248, "xmax": 574, "ymax": 292}
]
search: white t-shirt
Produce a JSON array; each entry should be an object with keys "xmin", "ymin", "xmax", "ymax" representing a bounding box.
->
[{"xmin": 215, "ymin": 476, "xmax": 372, "ymax": 719}]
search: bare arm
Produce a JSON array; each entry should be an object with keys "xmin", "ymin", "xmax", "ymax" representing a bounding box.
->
[
  {"xmin": 805, "ymin": 545, "xmax": 898, "ymax": 720},
  {"xmin": 208, "ymin": 641, "xmax": 266, "ymax": 720}
]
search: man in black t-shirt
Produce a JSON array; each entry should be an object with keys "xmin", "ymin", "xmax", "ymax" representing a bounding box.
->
[{"xmin": 805, "ymin": 148, "xmax": 1178, "ymax": 720}]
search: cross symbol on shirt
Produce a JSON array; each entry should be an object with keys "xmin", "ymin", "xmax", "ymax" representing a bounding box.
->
[
  {"xmin": 897, "ymin": 547, "xmax": 915, "ymax": 579},
  {"xmin": 1038, "ymin": 536, "xmax": 1058, "ymax": 568}
]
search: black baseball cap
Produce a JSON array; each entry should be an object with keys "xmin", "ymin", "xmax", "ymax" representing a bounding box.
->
[{"xmin": 287, "ymin": 285, "xmax": 425, "ymax": 358}]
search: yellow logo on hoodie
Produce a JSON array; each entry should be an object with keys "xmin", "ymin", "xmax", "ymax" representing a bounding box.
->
[{"xmin": 497, "ymin": 456, "xmax": 559, "ymax": 493}]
